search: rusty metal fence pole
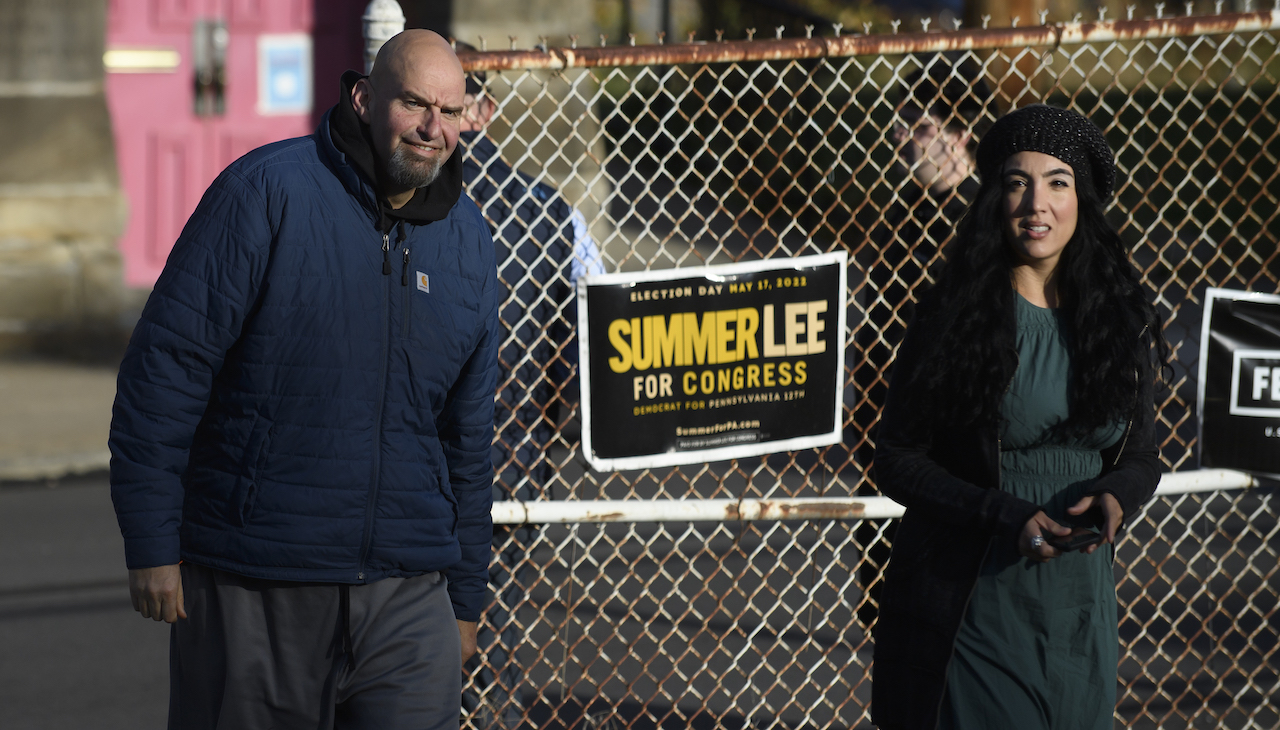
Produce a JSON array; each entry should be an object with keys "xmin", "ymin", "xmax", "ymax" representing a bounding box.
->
[
  {"xmin": 490, "ymin": 470, "xmax": 1258, "ymax": 525},
  {"xmin": 459, "ymin": 11, "xmax": 1280, "ymax": 729}
]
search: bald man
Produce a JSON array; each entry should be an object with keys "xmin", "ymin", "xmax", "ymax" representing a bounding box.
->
[{"xmin": 109, "ymin": 30, "xmax": 497, "ymax": 729}]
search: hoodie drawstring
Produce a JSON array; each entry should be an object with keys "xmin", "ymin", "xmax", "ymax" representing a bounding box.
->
[{"xmin": 339, "ymin": 584, "xmax": 353, "ymax": 668}]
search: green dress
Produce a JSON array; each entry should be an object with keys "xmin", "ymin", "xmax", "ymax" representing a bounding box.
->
[{"xmin": 939, "ymin": 295, "xmax": 1125, "ymax": 730}]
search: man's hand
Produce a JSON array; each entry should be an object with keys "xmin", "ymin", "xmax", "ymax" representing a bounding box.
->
[
  {"xmin": 1068, "ymin": 492, "xmax": 1124, "ymax": 554},
  {"xmin": 129, "ymin": 564, "xmax": 186, "ymax": 623},
  {"xmin": 458, "ymin": 620, "xmax": 478, "ymax": 664}
]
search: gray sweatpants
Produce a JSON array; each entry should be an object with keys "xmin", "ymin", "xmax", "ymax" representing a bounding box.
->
[{"xmin": 169, "ymin": 563, "xmax": 461, "ymax": 730}]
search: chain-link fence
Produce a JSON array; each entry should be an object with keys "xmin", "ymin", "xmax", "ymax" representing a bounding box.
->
[{"xmin": 459, "ymin": 11, "xmax": 1280, "ymax": 728}]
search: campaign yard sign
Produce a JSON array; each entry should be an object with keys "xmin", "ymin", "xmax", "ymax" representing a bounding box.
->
[
  {"xmin": 1197, "ymin": 288, "xmax": 1280, "ymax": 476},
  {"xmin": 578, "ymin": 253, "xmax": 847, "ymax": 471}
]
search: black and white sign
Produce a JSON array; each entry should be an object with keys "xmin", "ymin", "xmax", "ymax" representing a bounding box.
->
[
  {"xmin": 577, "ymin": 253, "xmax": 847, "ymax": 471},
  {"xmin": 1197, "ymin": 288, "xmax": 1280, "ymax": 475},
  {"xmin": 1229, "ymin": 350, "xmax": 1280, "ymax": 417}
]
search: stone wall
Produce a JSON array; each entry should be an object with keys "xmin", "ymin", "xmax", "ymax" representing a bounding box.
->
[{"xmin": 0, "ymin": 0, "xmax": 128, "ymax": 357}]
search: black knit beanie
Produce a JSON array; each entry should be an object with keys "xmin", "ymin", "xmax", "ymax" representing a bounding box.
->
[{"xmin": 976, "ymin": 104, "xmax": 1115, "ymax": 200}]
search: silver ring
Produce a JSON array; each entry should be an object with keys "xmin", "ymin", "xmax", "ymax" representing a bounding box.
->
[{"xmin": 1030, "ymin": 535, "xmax": 1045, "ymax": 550}]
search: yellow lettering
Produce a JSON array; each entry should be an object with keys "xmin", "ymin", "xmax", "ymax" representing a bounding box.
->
[
  {"xmin": 683, "ymin": 371, "xmax": 697, "ymax": 395},
  {"xmin": 747, "ymin": 364, "xmax": 761, "ymax": 388},
  {"xmin": 630, "ymin": 317, "xmax": 652, "ymax": 370},
  {"xmin": 763, "ymin": 363, "xmax": 776, "ymax": 387},
  {"xmin": 795, "ymin": 360, "xmax": 807, "ymax": 384},
  {"xmin": 622, "ymin": 306, "xmax": 809, "ymax": 371},
  {"xmin": 805, "ymin": 301, "xmax": 827, "ymax": 354},
  {"xmin": 779, "ymin": 362, "xmax": 792, "ymax": 386},
  {"xmin": 737, "ymin": 307, "xmax": 759, "ymax": 360},
  {"xmin": 608, "ymin": 319, "xmax": 632, "ymax": 373},
  {"xmin": 785, "ymin": 302, "xmax": 808, "ymax": 356},
  {"xmin": 732, "ymin": 366, "xmax": 744, "ymax": 390},
  {"xmin": 762, "ymin": 304, "xmax": 786, "ymax": 357},
  {"xmin": 684, "ymin": 312, "xmax": 715, "ymax": 365},
  {"xmin": 715, "ymin": 310, "xmax": 738, "ymax": 364},
  {"xmin": 700, "ymin": 370, "xmax": 715, "ymax": 395},
  {"xmin": 717, "ymin": 368, "xmax": 731, "ymax": 392},
  {"xmin": 653, "ymin": 314, "xmax": 683, "ymax": 367}
]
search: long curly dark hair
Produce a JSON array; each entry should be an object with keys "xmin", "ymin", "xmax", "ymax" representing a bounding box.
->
[{"xmin": 907, "ymin": 173, "xmax": 1171, "ymax": 433}]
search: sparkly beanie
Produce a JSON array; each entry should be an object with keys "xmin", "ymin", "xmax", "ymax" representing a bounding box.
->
[{"xmin": 975, "ymin": 104, "xmax": 1116, "ymax": 200}]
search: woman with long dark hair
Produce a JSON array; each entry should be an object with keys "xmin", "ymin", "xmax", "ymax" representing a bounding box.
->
[{"xmin": 870, "ymin": 105, "xmax": 1170, "ymax": 730}]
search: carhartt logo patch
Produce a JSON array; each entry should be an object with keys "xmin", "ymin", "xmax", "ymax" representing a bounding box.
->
[{"xmin": 416, "ymin": 272, "xmax": 429, "ymax": 293}]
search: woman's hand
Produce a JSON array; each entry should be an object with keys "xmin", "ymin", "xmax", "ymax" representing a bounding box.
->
[
  {"xmin": 1019, "ymin": 511, "xmax": 1073, "ymax": 562},
  {"xmin": 1067, "ymin": 492, "xmax": 1124, "ymax": 555}
]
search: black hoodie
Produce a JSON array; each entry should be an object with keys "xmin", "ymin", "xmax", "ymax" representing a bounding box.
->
[{"xmin": 327, "ymin": 69, "xmax": 463, "ymax": 231}]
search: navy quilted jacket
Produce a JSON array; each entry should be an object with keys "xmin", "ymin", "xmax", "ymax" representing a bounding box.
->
[{"xmin": 109, "ymin": 111, "xmax": 499, "ymax": 621}]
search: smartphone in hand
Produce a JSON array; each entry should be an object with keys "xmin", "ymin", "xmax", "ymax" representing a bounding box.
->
[{"xmin": 1047, "ymin": 530, "xmax": 1103, "ymax": 552}]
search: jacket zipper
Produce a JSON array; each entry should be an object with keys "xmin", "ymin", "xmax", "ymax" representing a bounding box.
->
[
  {"xmin": 1110, "ymin": 364, "xmax": 1142, "ymax": 468},
  {"xmin": 1111, "ymin": 326, "xmax": 1150, "ymax": 467},
  {"xmin": 1113, "ymin": 418, "xmax": 1134, "ymax": 467},
  {"xmin": 357, "ymin": 232, "xmax": 393, "ymax": 582},
  {"xmin": 401, "ymin": 245, "xmax": 411, "ymax": 339}
]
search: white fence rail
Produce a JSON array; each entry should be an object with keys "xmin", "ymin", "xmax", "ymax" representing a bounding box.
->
[{"xmin": 493, "ymin": 469, "xmax": 1262, "ymax": 524}]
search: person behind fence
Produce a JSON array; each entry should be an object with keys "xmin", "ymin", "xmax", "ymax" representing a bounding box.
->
[
  {"xmin": 876, "ymin": 59, "xmax": 994, "ymax": 296},
  {"xmin": 853, "ymin": 59, "xmax": 997, "ymax": 630},
  {"xmin": 870, "ymin": 105, "xmax": 1171, "ymax": 730},
  {"xmin": 859, "ymin": 59, "xmax": 996, "ymax": 427},
  {"xmin": 108, "ymin": 30, "xmax": 498, "ymax": 729},
  {"xmin": 453, "ymin": 47, "xmax": 604, "ymax": 728}
]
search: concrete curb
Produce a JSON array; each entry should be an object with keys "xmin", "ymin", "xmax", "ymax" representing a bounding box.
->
[{"xmin": 0, "ymin": 451, "xmax": 111, "ymax": 483}]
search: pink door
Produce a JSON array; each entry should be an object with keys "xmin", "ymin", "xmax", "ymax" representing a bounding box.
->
[{"xmin": 106, "ymin": 0, "xmax": 363, "ymax": 287}]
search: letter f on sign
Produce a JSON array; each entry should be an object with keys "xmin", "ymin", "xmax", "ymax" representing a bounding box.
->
[{"xmin": 1254, "ymin": 367, "xmax": 1271, "ymax": 401}]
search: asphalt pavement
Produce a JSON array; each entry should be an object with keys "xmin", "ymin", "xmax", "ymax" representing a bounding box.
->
[
  {"xmin": 0, "ymin": 357, "xmax": 168, "ymax": 728},
  {"xmin": 0, "ymin": 474, "xmax": 170, "ymax": 729}
]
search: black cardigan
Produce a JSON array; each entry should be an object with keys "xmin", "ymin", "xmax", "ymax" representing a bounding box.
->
[{"xmin": 869, "ymin": 300, "xmax": 1161, "ymax": 730}]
